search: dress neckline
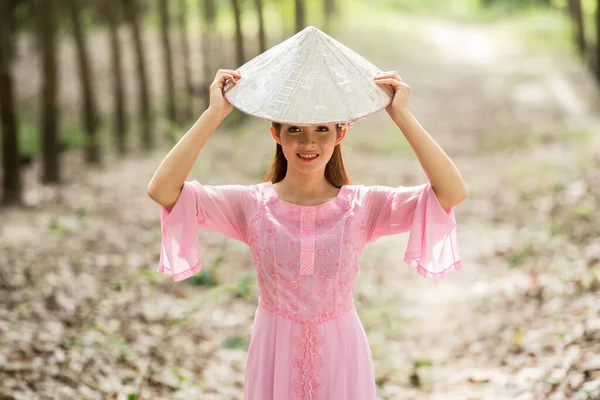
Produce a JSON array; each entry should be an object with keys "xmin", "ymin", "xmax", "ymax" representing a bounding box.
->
[{"xmin": 266, "ymin": 181, "xmax": 347, "ymax": 208}]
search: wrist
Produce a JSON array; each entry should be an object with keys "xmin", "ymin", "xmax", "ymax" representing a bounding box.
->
[
  {"xmin": 205, "ymin": 107, "xmax": 228, "ymax": 122},
  {"xmin": 389, "ymin": 107, "xmax": 412, "ymax": 125}
]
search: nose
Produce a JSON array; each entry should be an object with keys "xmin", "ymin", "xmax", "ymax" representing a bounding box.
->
[{"xmin": 299, "ymin": 130, "xmax": 318, "ymax": 145}]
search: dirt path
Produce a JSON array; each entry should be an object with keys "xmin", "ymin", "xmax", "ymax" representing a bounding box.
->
[
  {"xmin": 2, "ymin": 7, "xmax": 600, "ymax": 400},
  {"xmin": 340, "ymin": 11, "xmax": 600, "ymax": 400}
]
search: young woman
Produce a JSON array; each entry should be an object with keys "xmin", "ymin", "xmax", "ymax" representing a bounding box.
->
[{"xmin": 148, "ymin": 65, "xmax": 466, "ymax": 399}]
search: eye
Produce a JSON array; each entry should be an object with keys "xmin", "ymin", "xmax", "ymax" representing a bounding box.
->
[{"xmin": 287, "ymin": 126, "xmax": 329, "ymax": 133}]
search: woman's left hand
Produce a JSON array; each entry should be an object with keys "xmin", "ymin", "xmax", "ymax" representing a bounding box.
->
[{"xmin": 373, "ymin": 71, "xmax": 410, "ymax": 115}]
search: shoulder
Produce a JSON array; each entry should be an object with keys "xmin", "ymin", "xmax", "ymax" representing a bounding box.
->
[
  {"xmin": 343, "ymin": 183, "xmax": 426, "ymax": 206},
  {"xmin": 185, "ymin": 180, "xmax": 268, "ymax": 203},
  {"xmin": 343, "ymin": 183, "xmax": 394, "ymax": 204},
  {"xmin": 248, "ymin": 181, "xmax": 272, "ymax": 202}
]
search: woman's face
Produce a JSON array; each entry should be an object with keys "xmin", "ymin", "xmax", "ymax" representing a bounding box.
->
[{"xmin": 270, "ymin": 123, "xmax": 346, "ymax": 172}]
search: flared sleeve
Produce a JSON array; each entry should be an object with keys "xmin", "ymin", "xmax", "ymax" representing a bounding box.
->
[
  {"xmin": 363, "ymin": 182, "xmax": 462, "ymax": 280},
  {"xmin": 157, "ymin": 180, "xmax": 254, "ymax": 281}
]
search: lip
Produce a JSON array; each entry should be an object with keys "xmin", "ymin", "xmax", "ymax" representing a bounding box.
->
[{"xmin": 296, "ymin": 152, "xmax": 319, "ymax": 163}]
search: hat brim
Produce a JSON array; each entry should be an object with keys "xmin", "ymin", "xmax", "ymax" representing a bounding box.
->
[{"xmin": 224, "ymin": 84, "xmax": 394, "ymax": 127}]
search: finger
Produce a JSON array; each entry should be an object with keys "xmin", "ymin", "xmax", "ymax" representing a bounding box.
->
[
  {"xmin": 374, "ymin": 73, "xmax": 401, "ymax": 79},
  {"xmin": 373, "ymin": 78, "xmax": 402, "ymax": 86},
  {"xmin": 375, "ymin": 72, "xmax": 402, "ymax": 81},
  {"xmin": 227, "ymin": 69, "xmax": 242, "ymax": 75},
  {"xmin": 220, "ymin": 73, "xmax": 237, "ymax": 84},
  {"xmin": 216, "ymin": 69, "xmax": 242, "ymax": 79},
  {"xmin": 213, "ymin": 74, "xmax": 237, "ymax": 90}
]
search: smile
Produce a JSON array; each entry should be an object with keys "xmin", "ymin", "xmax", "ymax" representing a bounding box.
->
[{"xmin": 296, "ymin": 153, "xmax": 319, "ymax": 162}]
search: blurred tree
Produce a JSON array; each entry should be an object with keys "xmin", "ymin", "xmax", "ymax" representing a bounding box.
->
[
  {"xmin": 480, "ymin": 0, "xmax": 553, "ymax": 9},
  {"xmin": 121, "ymin": 0, "xmax": 153, "ymax": 150},
  {"xmin": 255, "ymin": 0, "xmax": 267, "ymax": 53},
  {"xmin": 158, "ymin": 0, "xmax": 177, "ymax": 124},
  {"xmin": 66, "ymin": 0, "xmax": 102, "ymax": 165},
  {"xmin": 100, "ymin": 0, "xmax": 129, "ymax": 154},
  {"xmin": 176, "ymin": 0, "xmax": 193, "ymax": 121},
  {"xmin": 295, "ymin": 0, "xmax": 306, "ymax": 33},
  {"xmin": 200, "ymin": 0, "xmax": 219, "ymax": 110},
  {"xmin": 232, "ymin": 0, "xmax": 245, "ymax": 67},
  {"xmin": 567, "ymin": 0, "xmax": 586, "ymax": 58},
  {"xmin": 596, "ymin": 0, "xmax": 600, "ymax": 80},
  {"xmin": 324, "ymin": 0, "xmax": 336, "ymax": 14},
  {"xmin": 275, "ymin": 0, "xmax": 290, "ymax": 41},
  {"xmin": 324, "ymin": 0, "xmax": 336, "ymax": 32},
  {"xmin": 0, "ymin": 0, "xmax": 23, "ymax": 205},
  {"xmin": 33, "ymin": 0, "xmax": 61, "ymax": 183}
]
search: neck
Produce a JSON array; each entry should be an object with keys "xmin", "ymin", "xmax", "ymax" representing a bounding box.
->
[{"xmin": 276, "ymin": 168, "xmax": 335, "ymax": 196}]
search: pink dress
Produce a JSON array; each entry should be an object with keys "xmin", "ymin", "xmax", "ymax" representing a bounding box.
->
[{"xmin": 157, "ymin": 180, "xmax": 461, "ymax": 399}]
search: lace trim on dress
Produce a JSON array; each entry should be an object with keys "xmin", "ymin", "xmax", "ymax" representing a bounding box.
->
[
  {"xmin": 293, "ymin": 322, "xmax": 324, "ymax": 400},
  {"xmin": 299, "ymin": 207, "xmax": 316, "ymax": 275}
]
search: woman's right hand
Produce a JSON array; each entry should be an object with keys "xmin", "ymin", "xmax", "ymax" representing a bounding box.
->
[{"xmin": 208, "ymin": 69, "xmax": 242, "ymax": 119}]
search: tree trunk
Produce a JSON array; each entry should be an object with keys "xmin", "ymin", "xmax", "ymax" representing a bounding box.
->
[
  {"xmin": 232, "ymin": 0, "xmax": 245, "ymax": 67},
  {"xmin": 34, "ymin": 0, "xmax": 61, "ymax": 183},
  {"xmin": 255, "ymin": 0, "xmax": 267, "ymax": 54},
  {"xmin": 158, "ymin": 0, "xmax": 176, "ymax": 123},
  {"xmin": 177, "ymin": 0, "xmax": 193, "ymax": 121},
  {"xmin": 597, "ymin": 0, "xmax": 600, "ymax": 81},
  {"xmin": 66, "ymin": 0, "xmax": 101, "ymax": 165},
  {"xmin": 0, "ymin": 0, "xmax": 22, "ymax": 205},
  {"xmin": 106, "ymin": 0, "xmax": 128, "ymax": 154},
  {"xmin": 200, "ymin": 0, "xmax": 218, "ymax": 110},
  {"xmin": 122, "ymin": 0, "xmax": 153, "ymax": 150},
  {"xmin": 324, "ymin": 0, "xmax": 335, "ymax": 32},
  {"xmin": 295, "ymin": 0, "xmax": 305, "ymax": 34},
  {"xmin": 567, "ymin": 0, "xmax": 586, "ymax": 58}
]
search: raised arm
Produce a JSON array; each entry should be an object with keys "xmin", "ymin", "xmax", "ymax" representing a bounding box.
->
[
  {"xmin": 374, "ymin": 70, "xmax": 467, "ymax": 209},
  {"xmin": 147, "ymin": 69, "xmax": 242, "ymax": 208}
]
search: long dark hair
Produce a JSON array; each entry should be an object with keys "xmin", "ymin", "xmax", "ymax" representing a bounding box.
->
[{"xmin": 263, "ymin": 122, "xmax": 352, "ymax": 188}]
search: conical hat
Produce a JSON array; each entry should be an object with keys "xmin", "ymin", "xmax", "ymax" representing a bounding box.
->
[{"xmin": 223, "ymin": 26, "xmax": 393, "ymax": 126}]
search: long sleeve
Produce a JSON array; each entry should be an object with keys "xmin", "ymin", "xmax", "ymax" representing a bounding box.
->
[
  {"xmin": 362, "ymin": 182, "xmax": 462, "ymax": 280},
  {"xmin": 157, "ymin": 180, "xmax": 255, "ymax": 281}
]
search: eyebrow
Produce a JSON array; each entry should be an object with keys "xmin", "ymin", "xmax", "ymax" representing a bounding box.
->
[{"xmin": 288, "ymin": 125, "xmax": 328, "ymax": 129}]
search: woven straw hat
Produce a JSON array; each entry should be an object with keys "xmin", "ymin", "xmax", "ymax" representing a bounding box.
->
[{"xmin": 223, "ymin": 26, "xmax": 393, "ymax": 127}]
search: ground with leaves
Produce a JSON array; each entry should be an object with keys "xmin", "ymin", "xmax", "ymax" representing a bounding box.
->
[{"xmin": 2, "ymin": 6, "xmax": 600, "ymax": 400}]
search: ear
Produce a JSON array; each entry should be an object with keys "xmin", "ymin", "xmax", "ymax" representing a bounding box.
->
[
  {"xmin": 270, "ymin": 125, "xmax": 281, "ymax": 145},
  {"xmin": 335, "ymin": 127, "xmax": 347, "ymax": 146}
]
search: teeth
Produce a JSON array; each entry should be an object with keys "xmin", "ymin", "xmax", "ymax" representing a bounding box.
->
[{"xmin": 298, "ymin": 154, "xmax": 318, "ymax": 159}]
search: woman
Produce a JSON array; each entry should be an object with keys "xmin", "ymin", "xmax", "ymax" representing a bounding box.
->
[{"xmin": 148, "ymin": 27, "xmax": 466, "ymax": 400}]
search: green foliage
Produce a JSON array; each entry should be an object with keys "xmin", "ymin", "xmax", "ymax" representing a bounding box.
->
[
  {"xmin": 376, "ymin": 0, "xmax": 480, "ymax": 14},
  {"xmin": 372, "ymin": 0, "xmax": 566, "ymax": 20},
  {"xmin": 185, "ymin": 256, "xmax": 223, "ymax": 287},
  {"xmin": 506, "ymin": 245, "xmax": 535, "ymax": 267},
  {"xmin": 222, "ymin": 335, "xmax": 249, "ymax": 349},
  {"xmin": 230, "ymin": 275, "xmax": 256, "ymax": 300},
  {"xmin": 18, "ymin": 117, "xmax": 82, "ymax": 156},
  {"xmin": 48, "ymin": 209, "xmax": 89, "ymax": 234},
  {"xmin": 480, "ymin": 0, "xmax": 552, "ymax": 11},
  {"xmin": 135, "ymin": 267, "xmax": 162, "ymax": 283},
  {"xmin": 413, "ymin": 358, "xmax": 434, "ymax": 368}
]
